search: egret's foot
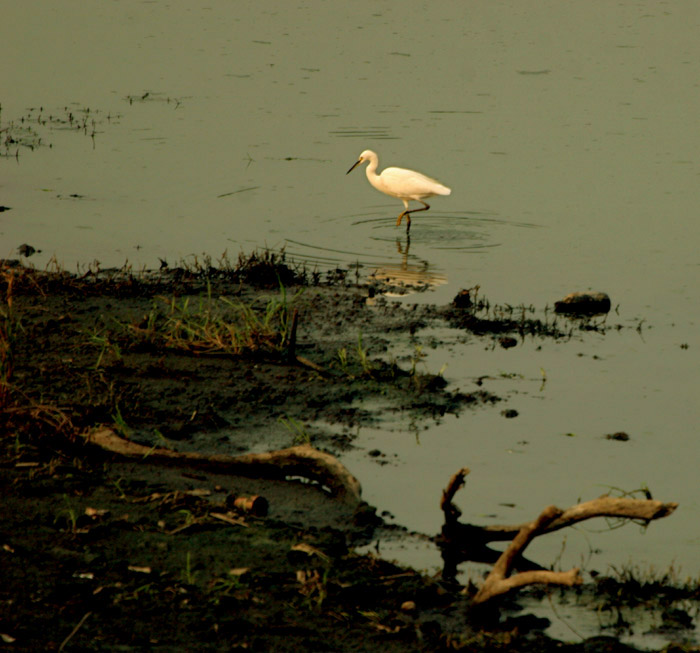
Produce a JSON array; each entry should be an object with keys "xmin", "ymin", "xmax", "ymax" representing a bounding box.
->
[{"xmin": 396, "ymin": 212, "xmax": 407, "ymax": 227}]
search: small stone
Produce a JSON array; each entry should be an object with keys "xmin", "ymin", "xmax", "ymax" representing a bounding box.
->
[
  {"xmin": 452, "ymin": 289, "xmax": 473, "ymax": 309},
  {"xmin": 18, "ymin": 243, "xmax": 36, "ymax": 257},
  {"xmin": 606, "ymin": 431, "xmax": 630, "ymax": 441}
]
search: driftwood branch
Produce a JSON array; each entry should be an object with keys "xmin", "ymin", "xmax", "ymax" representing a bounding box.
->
[
  {"xmin": 86, "ymin": 427, "xmax": 362, "ymax": 504},
  {"xmin": 477, "ymin": 496, "xmax": 679, "ymax": 540},
  {"xmin": 472, "ymin": 505, "xmax": 582, "ymax": 604},
  {"xmin": 439, "ymin": 468, "xmax": 679, "ymax": 604}
]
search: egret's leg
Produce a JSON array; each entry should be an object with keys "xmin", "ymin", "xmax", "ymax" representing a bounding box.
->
[
  {"xmin": 400, "ymin": 201, "xmax": 430, "ymax": 233},
  {"xmin": 396, "ymin": 199, "xmax": 410, "ymax": 227}
]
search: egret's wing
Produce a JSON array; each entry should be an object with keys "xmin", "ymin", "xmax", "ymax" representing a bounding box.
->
[{"xmin": 381, "ymin": 166, "xmax": 450, "ymax": 199}]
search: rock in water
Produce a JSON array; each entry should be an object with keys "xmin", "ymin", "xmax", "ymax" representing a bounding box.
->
[{"xmin": 554, "ymin": 291, "xmax": 611, "ymax": 315}]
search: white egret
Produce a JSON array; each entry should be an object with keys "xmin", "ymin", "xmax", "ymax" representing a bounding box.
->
[{"xmin": 346, "ymin": 149, "xmax": 451, "ymax": 233}]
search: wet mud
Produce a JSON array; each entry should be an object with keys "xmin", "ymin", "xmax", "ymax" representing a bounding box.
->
[{"xmin": 0, "ymin": 255, "xmax": 694, "ymax": 651}]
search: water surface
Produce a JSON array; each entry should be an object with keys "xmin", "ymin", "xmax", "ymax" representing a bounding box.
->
[{"xmin": 3, "ymin": 1, "xmax": 700, "ymax": 643}]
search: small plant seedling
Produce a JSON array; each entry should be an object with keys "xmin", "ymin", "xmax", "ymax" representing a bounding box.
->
[
  {"xmin": 409, "ymin": 343, "xmax": 426, "ymax": 377},
  {"xmin": 356, "ymin": 331, "xmax": 374, "ymax": 377},
  {"xmin": 182, "ymin": 551, "xmax": 197, "ymax": 586},
  {"xmin": 111, "ymin": 477, "xmax": 127, "ymax": 500},
  {"xmin": 208, "ymin": 569, "xmax": 250, "ymax": 604},
  {"xmin": 336, "ymin": 347, "xmax": 349, "ymax": 374},
  {"xmin": 89, "ymin": 332, "xmax": 122, "ymax": 370},
  {"xmin": 142, "ymin": 429, "xmax": 171, "ymax": 460},
  {"xmin": 112, "ymin": 405, "xmax": 131, "ymax": 436},
  {"xmin": 279, "ymin": 416, "xmax": 311, "ymax": 444},
  {"xmin": 60, "ymin": 495, "xmax": 79, "ymax": 533}
]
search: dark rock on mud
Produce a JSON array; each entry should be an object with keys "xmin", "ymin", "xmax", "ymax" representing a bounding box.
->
[{"xmin": 452, "ymin": 288, "xmax": 473, "ymax": 309}]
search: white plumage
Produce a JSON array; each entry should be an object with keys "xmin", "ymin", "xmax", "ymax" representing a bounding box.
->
[{"xmin": 346, "ymin": 149, "xmax": 451, "ymax": 232}]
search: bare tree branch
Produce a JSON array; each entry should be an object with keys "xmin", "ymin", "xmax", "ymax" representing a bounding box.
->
[{"xmin": 472, "ymin": 505, "xmax": 582, "ymax": 604}]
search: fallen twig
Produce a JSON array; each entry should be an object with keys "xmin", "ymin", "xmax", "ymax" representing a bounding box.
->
[
  {"xmin": 294, "ymin": 355, "xmax": 328, "ymax": 375},
  {"xmin": 58, "ymin": 611, "xmax": 92, "ymax": 652},
  {"xmin": 211, "ymin": 512, "xmax": 248, "ymax": 528}
]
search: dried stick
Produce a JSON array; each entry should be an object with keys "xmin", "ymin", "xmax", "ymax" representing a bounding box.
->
[
  {"xmin": 286, "ymin": 308, "xmax": 299, "ymax": 363},
  {"xmin": 282, "ymin": 308, "xmax": 329, "ymax": 376},
  {"xmin": 86, "ymin": 427, "xmax": 362, "ymax": 504},
  {"xmin": 58, "ymin": 611, "xmax": 92, "ymax": 652}
]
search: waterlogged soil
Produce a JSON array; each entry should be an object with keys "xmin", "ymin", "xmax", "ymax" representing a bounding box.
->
[{"xmin": 0, "ymin": 259, "xmax": 688, "ymax": 652}]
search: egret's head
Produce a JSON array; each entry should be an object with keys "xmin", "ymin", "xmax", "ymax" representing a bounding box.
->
[
  {"xmin": 346, "ymin": 149, "xmax": 376, "ymax": 175},
  {"xmin": 345, "ymin": 150, "xmax": 369, "ymax": 175}
]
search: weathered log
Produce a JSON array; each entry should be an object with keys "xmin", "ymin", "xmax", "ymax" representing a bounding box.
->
[{"xmin": 86, "ymin": 427, "xmax": 362, "ymax": 504}]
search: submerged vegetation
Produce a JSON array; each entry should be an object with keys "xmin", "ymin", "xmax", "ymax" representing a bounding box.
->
[
  {"xmin": 1, "ymin": 94, "xmax": 184, "ymax": 160},
  {"xmin": 0, "ymin": 103, "xmax": 120, "ymax": 158}
]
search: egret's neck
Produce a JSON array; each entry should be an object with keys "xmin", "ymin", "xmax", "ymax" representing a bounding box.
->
[{"xmin": 364, "ymin": 157, "xmax": 379, "ymax": 182}]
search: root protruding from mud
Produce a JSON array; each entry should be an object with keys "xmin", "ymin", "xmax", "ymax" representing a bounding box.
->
[{"xmin": 87, "ymin": 427, "xmax": 362, "ymax": 504}]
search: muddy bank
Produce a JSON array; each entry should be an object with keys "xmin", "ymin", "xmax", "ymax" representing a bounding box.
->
[{"xmin": 0, "ymin": 256, "xmax": 692, "ymax": 651}]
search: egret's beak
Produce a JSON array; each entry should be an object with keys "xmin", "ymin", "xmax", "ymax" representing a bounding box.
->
[{"xmin": 346, "ymin": 158, "xmax": 362, "ymax": 175}]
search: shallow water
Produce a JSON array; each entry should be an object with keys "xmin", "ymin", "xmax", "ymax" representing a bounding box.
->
[{"xmin": 3, "ymin": 0, "xmax": 700, "ymax": 644}]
